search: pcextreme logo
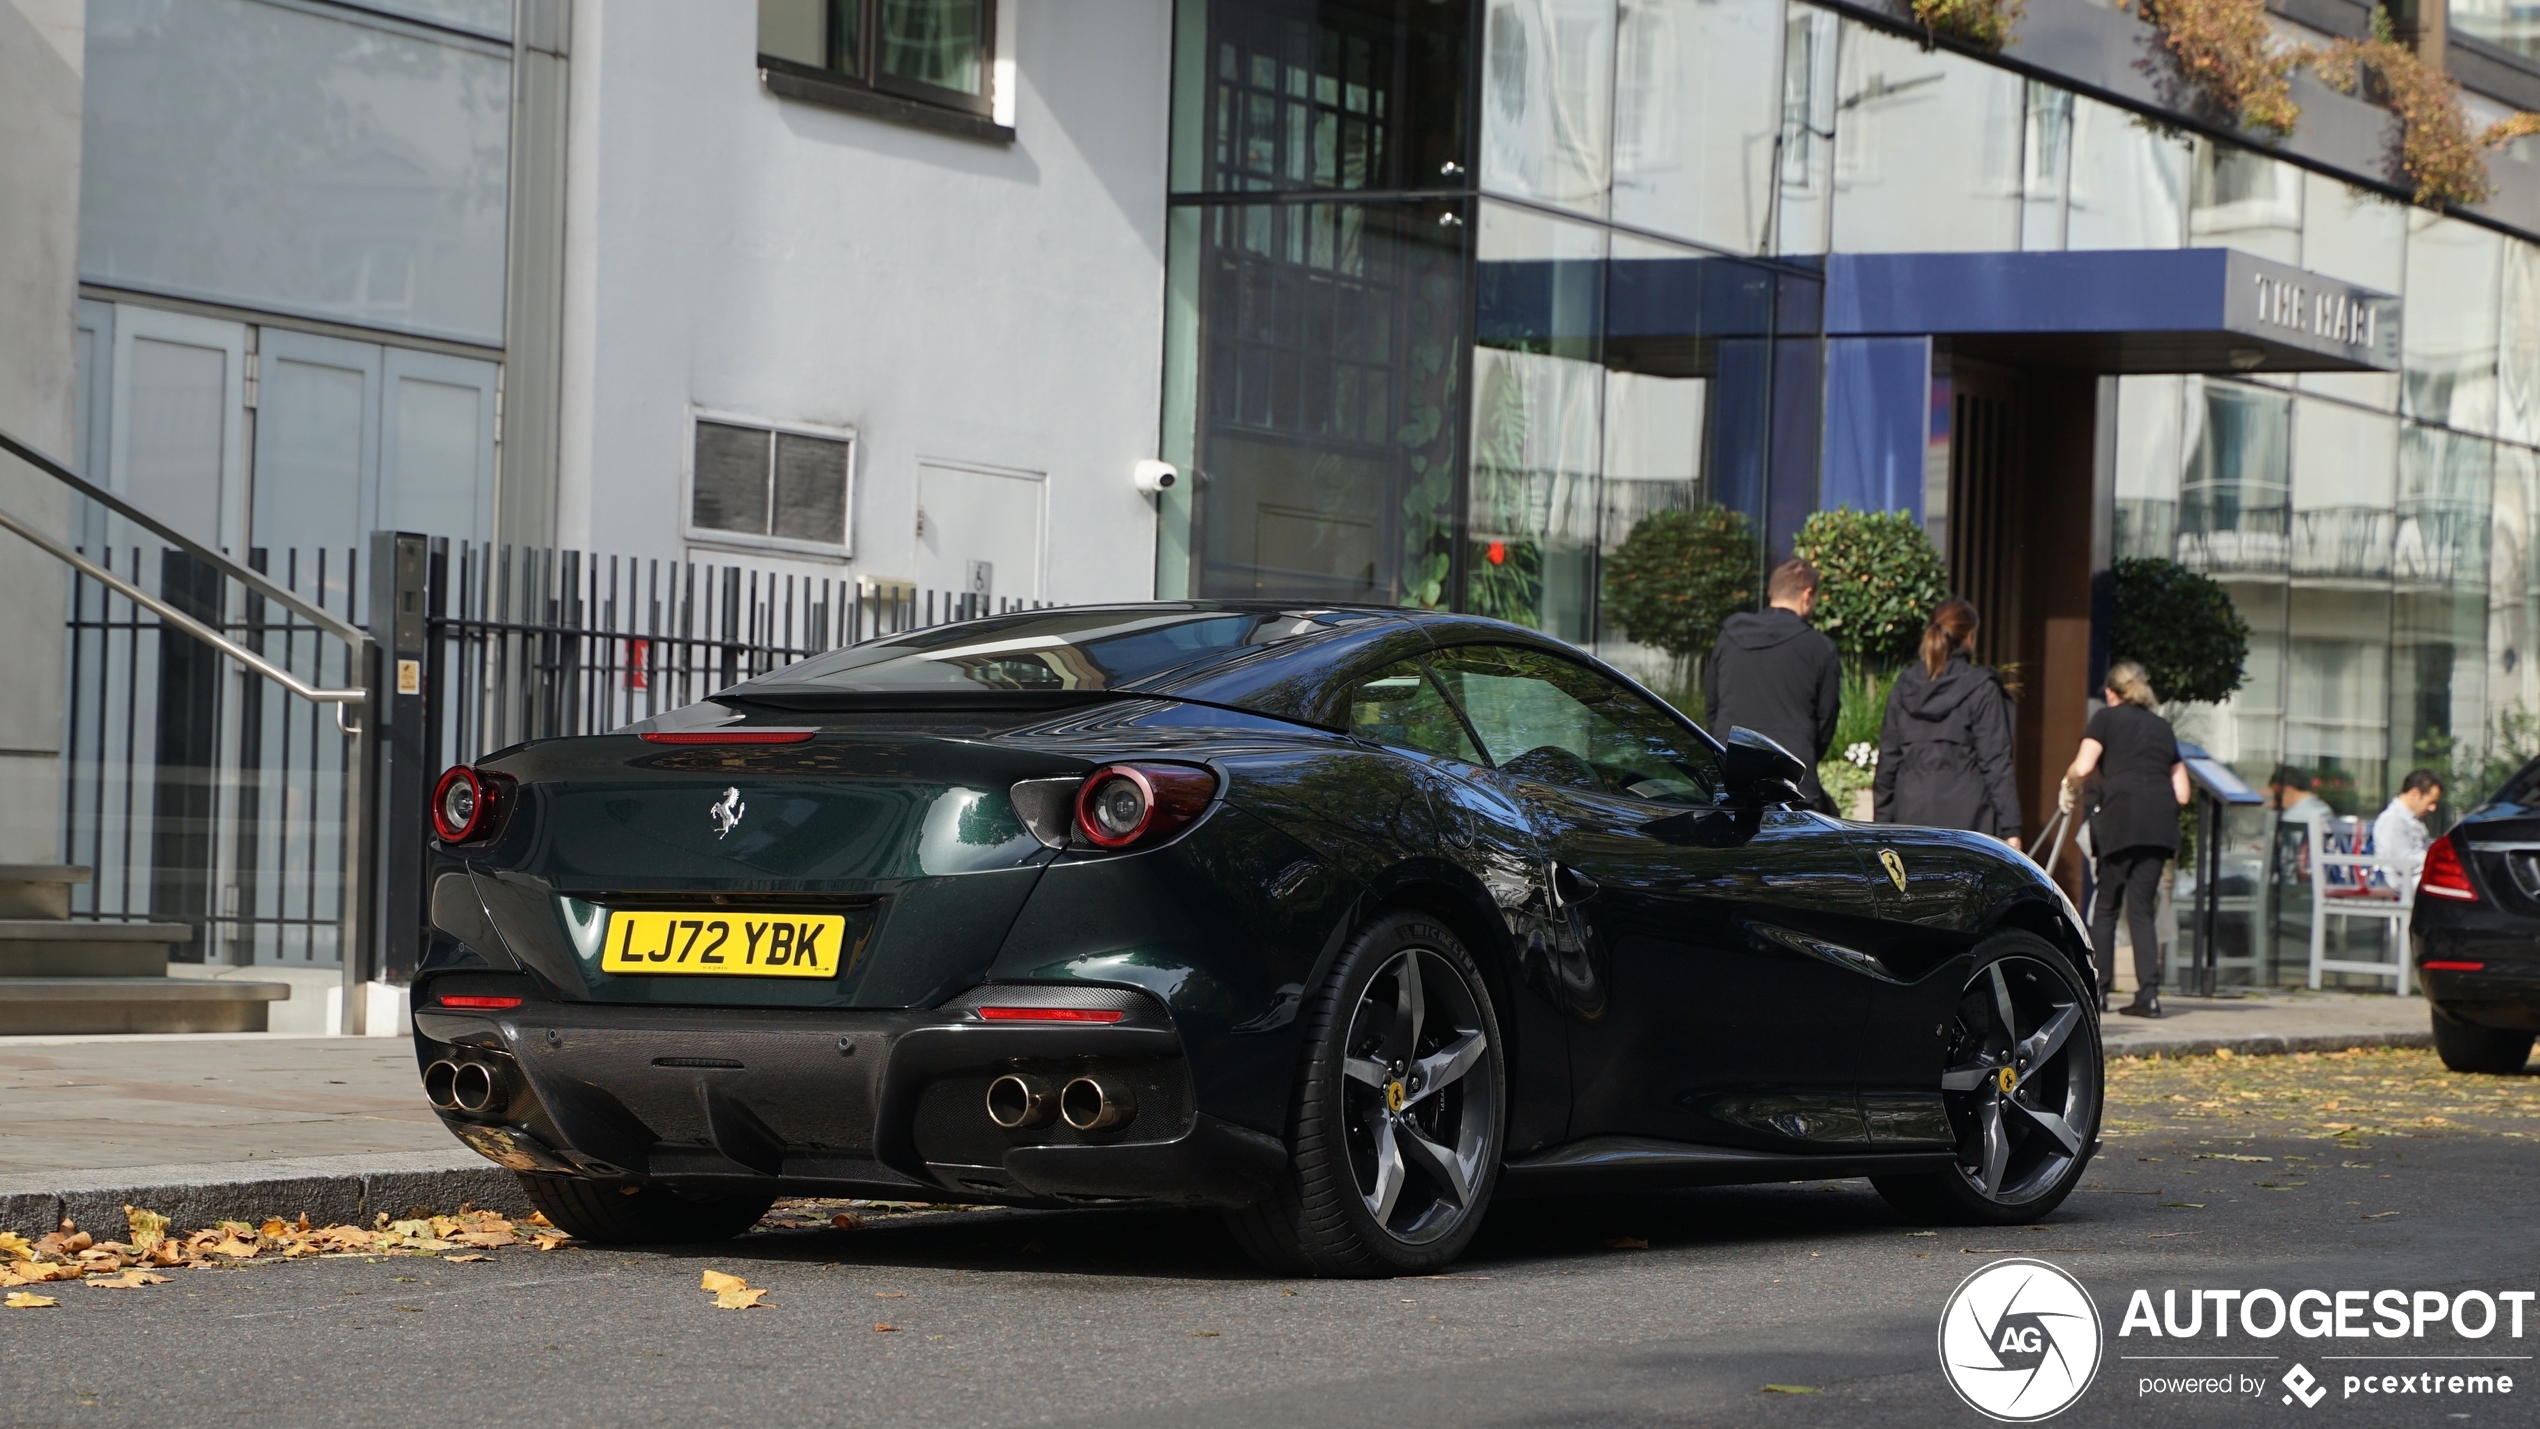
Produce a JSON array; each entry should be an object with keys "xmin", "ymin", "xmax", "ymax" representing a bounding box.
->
[{"xmin": 1939, "ymin": 1258, "xmax": 2104, "ymax": 1422}]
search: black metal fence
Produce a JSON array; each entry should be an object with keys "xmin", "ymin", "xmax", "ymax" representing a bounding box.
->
[
  {"xmin": 63, "ymin": 544, "xmax": 366, "ymax": 966},
  {"xmin": 65, "ymin": 530, "xmax": 1058, "ymax": 974}
]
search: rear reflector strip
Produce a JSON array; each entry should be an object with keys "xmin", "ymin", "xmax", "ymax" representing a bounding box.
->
[
  {"xmin": 438, "ymin": 995, "xmax": 523, "ymax": 1009},
  {"xmin": 2421, "ymin": 961, "xmax": 2486, "ymax": 972},
  {"xmin": 639, "ymin": 729, "xmax": 817, "ymax": 744},
  {"xmin": 974, "ymin": 1006, "xmax": 1125, "ymax": 1023}
]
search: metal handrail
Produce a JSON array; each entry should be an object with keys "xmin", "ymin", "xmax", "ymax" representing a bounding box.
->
[
  {"xmin": 0, "ymin": 428, "xmax": 371, "ymax": 650},
  {"xmin": 0, "ymin": 504, "xmax": 367, "ymax": 716},
  {"xmin": 1, "ymin": 425, "xmax": 376, "ymax": 1034}
]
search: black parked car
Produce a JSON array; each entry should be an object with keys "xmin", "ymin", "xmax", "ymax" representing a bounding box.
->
[
  {"xmin": 2409, "ymin": 762, "xmax": 2540, "ymax": 1074},
  {"xmin": 413, "ymin": 604, "xmax": 2103, "ymax": 1276}
]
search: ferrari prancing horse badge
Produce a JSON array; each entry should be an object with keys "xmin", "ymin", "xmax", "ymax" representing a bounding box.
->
[{"xmin": 1877, "ymin": 848, "xmax": 1907, "ymax": 892}]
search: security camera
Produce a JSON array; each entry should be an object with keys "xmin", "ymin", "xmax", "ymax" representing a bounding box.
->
[{"xmin": 1132, "ymin": 459, "xmax": 1179, "ymax": 495}]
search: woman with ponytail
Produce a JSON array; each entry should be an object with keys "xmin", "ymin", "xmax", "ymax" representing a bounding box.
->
[
  {"xmin": 1872, "ymin": 598, "xmax": 2022, "ymax": 848},
  {"xmin": 2062, "ymin": 660, "xmax": 2191, "ymax": 1018}
]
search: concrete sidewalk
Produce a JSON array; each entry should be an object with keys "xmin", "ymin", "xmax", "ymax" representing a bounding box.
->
[{"xmin": 0, "ymin": 988, "xmax": 2440, "ymax": 1234}]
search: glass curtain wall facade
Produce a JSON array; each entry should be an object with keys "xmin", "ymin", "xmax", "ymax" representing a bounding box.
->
[
  {"xmin": 1162, "ymin": 0, "xmax": 2540, "ymax": 983},
  {"xmin": 1160, "ymin": 0, "xmax": 1812, "ymax": 697}
]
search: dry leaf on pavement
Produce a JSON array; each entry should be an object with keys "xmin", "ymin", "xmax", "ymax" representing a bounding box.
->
[
  {"xmin": 122, "ymin": 1206, "xmax": 169, "ymax": 1255},
  {"xmin": 4, "ymin": 1292, "xmax": 58, "ymax": 1308},
  {"xmin": 86, "ymin": 1270, "xmax": 170, "ymax": 1290},
  {"xmin": 700, "ymin": 1269, "xmax": 747, "ymax": 1293},
  {"xmin": 0, "ymin": 1232, "xmax": 34, "ymax": 1262},
  {"xmin": 874, "ymin": 1322, "xmax": 900, "ymax": 1332},
  {"xmin": 716, "ymin": 1286, "xmax": 770, "ymax": 1309},
  {"xmin": 446, "ymin": 1254, "xmax": 491, "ymax": 1263}
]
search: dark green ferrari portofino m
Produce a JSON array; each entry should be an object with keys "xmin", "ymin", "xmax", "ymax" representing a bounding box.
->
[{"xmin": 413, "ymin": 603, "xmax": 2103, "ymax": 1276}]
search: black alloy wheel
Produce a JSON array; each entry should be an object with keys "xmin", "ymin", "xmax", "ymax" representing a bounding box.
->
[
  {"xmin": 1225, "ymin": 910, "xmax": 1505, "ymax": 1277},
  {"xmin": 1874, "ymin": 934, "xmax": 2101, "ymax": 1226},
  {"xmin": 516, "ymin": 1174, "xmax": 774, "ymax": 1244}
]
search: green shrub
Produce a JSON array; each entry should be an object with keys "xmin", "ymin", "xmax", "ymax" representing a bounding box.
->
[
  {"xmin": 1600, "ymin": 505, "xmax": 1762, "ymax": 661},
  {"xmin": 1789, "ymin": 509, "xmax": 1952, "ymax": 673},
  {"xmin": 2108, "ymin": 557, "xmax": 2249, "ymax": 706}
]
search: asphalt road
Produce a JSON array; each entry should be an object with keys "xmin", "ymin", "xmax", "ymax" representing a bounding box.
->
[{"xmin": 6, "ymin": 1118, "xmax": 2535, "ymax": 1428}]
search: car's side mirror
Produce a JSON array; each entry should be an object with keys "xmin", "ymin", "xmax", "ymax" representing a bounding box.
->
[{"xmin": 1721, "ymin": 727, "xmax": 1809, "ymax": 809}]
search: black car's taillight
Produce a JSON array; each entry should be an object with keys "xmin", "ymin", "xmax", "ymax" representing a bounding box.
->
[
  {"xmin": 1073, "ymin": 763, "xmax": 1216, "ymax": 850},
  {"xmin": 2420, "ymin": 832, "xmax": 2478, "ymax": 902},
  {"xmin": 432, "ymin": 765, "xmax": 511, "ymax": 844}
]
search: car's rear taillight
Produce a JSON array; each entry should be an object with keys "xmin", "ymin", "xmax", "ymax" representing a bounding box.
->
[
  {"xmin": 438, "ymin": 995, "xmax": 523, "ymax": 1009},
  {"xmin": 432, "ymin": 765, "xmax": 503, "ymax": 843},
  {"xmin": 1072, "ymin": 763, "xmax": 1217, "ymax": 850},
  {"xmin": 2421, "ymin": 960, "xmax": 2485, "ymax": 972},
  {"xmin": 975, "ymin": 1006, "xmax": 1124, "ymax": 1023},
  {"xmin": 638, "ymin": 728, "xmax": 816, "ymax": 744},
  {"xmin": 2420, "ymin": 833, "xmax": 2478, "ymax": 902}
]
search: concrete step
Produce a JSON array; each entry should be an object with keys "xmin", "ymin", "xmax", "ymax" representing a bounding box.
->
[
  {"xmin": 0, "ymin": 865, "xmax": 92, "ymax": 921},
  {"xmin": 0, "ymin": 919, "xmax": 192, "ymax": 978},
  {"xmin": 0, "ymin": 977, "xmax": 291, "ymax": 1035}
]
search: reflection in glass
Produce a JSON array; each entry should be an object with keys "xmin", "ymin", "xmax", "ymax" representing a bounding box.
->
[
  {"xmin": 2393, "ymin": 429, "xmax": 2496, "ymax": 787},
  {"xmin": 2401, "ymin": 211, "xmax": 2502, "ymax": 435},
  {"xmin": 1481, "ymin": 0, "xmax": 1615, "ymax": 216},
  {"xmin": 79, "ymin": 0, "xmax": 512, "ymax": 345},
  {"xmin": 1470, "ymin": 202, "xmax": 1607, "ymax": 642},
  {"xmin": 880, "ymin": 0, "xmax": 984, "ymax": 95},
  {"xmin": 2180, "ymin": 382, "xmax": 2290, "ymax": 577},
  {"xmin": 2490, "ymin": 445, "xmax": 2540, "ymax": 722},
  {"xmin": 2450, "ymin": 0, "xmax": 2540, "ymax": 61},
  {"xmin": 2020, "ymin": 81, "xmax": 2073, "ymax": 251},
  {"xmin": 2500, "ymin": 241, "xmax": 2540, "ymax": 446},
  {"xmin": 1171, "ymin": 199, "xmax": 1469, "ymax": 607},
  {"xmin": 1828, "ymin": 22, "xmax": 2023, "ymax": 253},
  {"xmin": 2190, "ymin": 141, "xmax": 2300, "ymax": 264},
  {"xmin": 1773, "ymin": 6, "xmax": 1839, "ymax": 255},
  {"xmin": 2291, "ymin": 398, "xmax": 2399, "ymax": 580},
  {"xmin": 2114, "ymin": 375, "xmax": 2184, "ymax": 561},
  {"xmin": 2297, "ymin": 172, "xmax": 2406, "ymax": 412},
  {"xmin": 1609, "ymin": 0, "xmax": 1783, "ymax": 253},
  {"xmin": 2066, "ymin": 96, "xmax": 2188, "ymax": 249}
]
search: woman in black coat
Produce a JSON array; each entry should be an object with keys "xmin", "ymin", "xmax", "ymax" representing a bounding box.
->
[
  {"xmin": 2062, "ymin": 660, "xmax": 2191, "ymax": 1018},
  {"xmin": 1873, "ymin": 598, "xmax": 2022, "ymax": 848}
]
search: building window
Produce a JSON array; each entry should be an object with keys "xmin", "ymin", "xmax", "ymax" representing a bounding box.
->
[
  {"xmin": 758, "ymin": 0, "xmax": 994, "ymax": 119},
  {"xmin": 687, "ymin": 414, "xmax": 855, "ymax": 557}
]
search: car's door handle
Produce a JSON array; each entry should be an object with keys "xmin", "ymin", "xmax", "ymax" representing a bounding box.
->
[{"xmin": 1551, "ymin": 863, "xmax": 1601, "ymax": 908}]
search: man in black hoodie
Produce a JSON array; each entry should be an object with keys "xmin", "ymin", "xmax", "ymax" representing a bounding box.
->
[{"xmin": 1705, "ymin": 558, "xmax": 1843, "ymax": 811}]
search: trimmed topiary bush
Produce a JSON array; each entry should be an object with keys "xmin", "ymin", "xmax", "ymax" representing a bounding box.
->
[
  {"xmin": 1789, "ymin": 508, "xmax": 1952, "ymax": 672},
  {"xmin": 1601, "ymin": 505, "xmax": 1762, "ymax": 661},
  {"xmin": 2108, "ymin": 556, "xmax": 2249, "ymax": 705}
]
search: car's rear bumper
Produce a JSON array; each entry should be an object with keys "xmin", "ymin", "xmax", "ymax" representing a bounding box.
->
[
  {"xmin": 2412, "ymin": 923, "xmax": 2540, "ymax": 1032},
  {"xmin": 410, "ymin": 985, "xmax": 1288, "ymax": 1207}
]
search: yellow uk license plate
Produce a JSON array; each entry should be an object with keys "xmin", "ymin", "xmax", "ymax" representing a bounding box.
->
[{"xmin": 599, "ymin": 911, "xmax": 846, "ymax": 978}]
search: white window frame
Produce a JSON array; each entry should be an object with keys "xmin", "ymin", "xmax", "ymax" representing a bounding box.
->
[{"xmin": 682, "ymin": 407, "xmax": 858, "ymax": 561}]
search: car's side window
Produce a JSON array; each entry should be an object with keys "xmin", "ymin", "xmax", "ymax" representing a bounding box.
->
[
  {"xmin": 1427, "ymin": 645, "xmax": 1720, "ymax": 805},
  {"xmin": 1345, "ymin": 660, "xmax": 1484, "ymax": 764}
]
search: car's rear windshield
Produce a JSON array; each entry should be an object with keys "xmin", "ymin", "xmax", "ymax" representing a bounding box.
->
[{"xmin": 749, "ymin": 608, "xmax": 1346, "ymax": 693}]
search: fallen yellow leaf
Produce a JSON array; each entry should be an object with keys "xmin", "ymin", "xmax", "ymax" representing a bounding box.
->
[
  {"xmin": 210, "ymin": 1237, "xmax": 258, "ymax": 1259},
  {"xmin": 874, "ymin": 1322, "xmax": 900, "ymax": 1332},
  {"xmin": 122, "ymin": 1207, "xmax": 169, "ymax": 1255},
  {"xmin": 714, "ymin": 1286, "xmax": 770, "ymax": 1310},
  {"xmin": 85, "ymin": 1270, "xmax": 170, "ymax": 1290},
  {"xmin": 700, "ymin": 1269, "xmax": 748, "ymax": 1294},
  {"xmin": 1762, "ymin": 1384, "xmax": 1819, "ymax": 1395},
  {"xmin": 0, "ymin": 1233, "xmax": 30, "ymax": 1261},
  {"xmin": 446, "ymin": 1254, "xmax": 491, "ymax": 1263},
  {"xmin": 4, "ymin": 1292, "xmax": 57, "ymax": 1308}
]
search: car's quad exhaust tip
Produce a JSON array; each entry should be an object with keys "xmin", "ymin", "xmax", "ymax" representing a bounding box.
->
[
  {"xmin": 1058, "ymin": 1074, "xmax": 1137, "ymax": 1132},
  {"xmin": 424, "ymin": 1058, "xmax": 508, "ymax": 1115},
  {"xmin": 985, "ymin": 1073, "xmax": 1057, "ymax": 1130}
]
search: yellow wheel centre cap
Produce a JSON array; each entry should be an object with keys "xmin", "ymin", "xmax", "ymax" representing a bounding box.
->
[
  {"xmin": 1385, "ymin": 1080, "xmax": 1407, "ymax": 1112},
  {"xmin": 1997, "ymin": 1066, "xmax": 2019, "ymax": 1093}
]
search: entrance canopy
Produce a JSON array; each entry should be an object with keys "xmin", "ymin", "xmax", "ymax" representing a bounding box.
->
[
  {"xmin": 1825, "ymin": 249, "xmax": 2398, "ymax": 374},
  {"xmin": 1478, "ymin": 247, "xmax": 2399, "ymax": 376}
]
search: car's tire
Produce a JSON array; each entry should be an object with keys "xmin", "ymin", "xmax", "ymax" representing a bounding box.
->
[
  {"xmin": 516, "ymin": 1174, "xmax": 774, "ymax": 1244},
  {"xmin": 1223, "ymin": 909, "xmax": 1506, "ymax": 1278},
  {"xmin": 1873, "ymin": 933, "xmax": 2102, "ymax": 1227},
  {"xmin": 2430, "ymin": 1006, "xmax": 2535, "ymax": 1075}
]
